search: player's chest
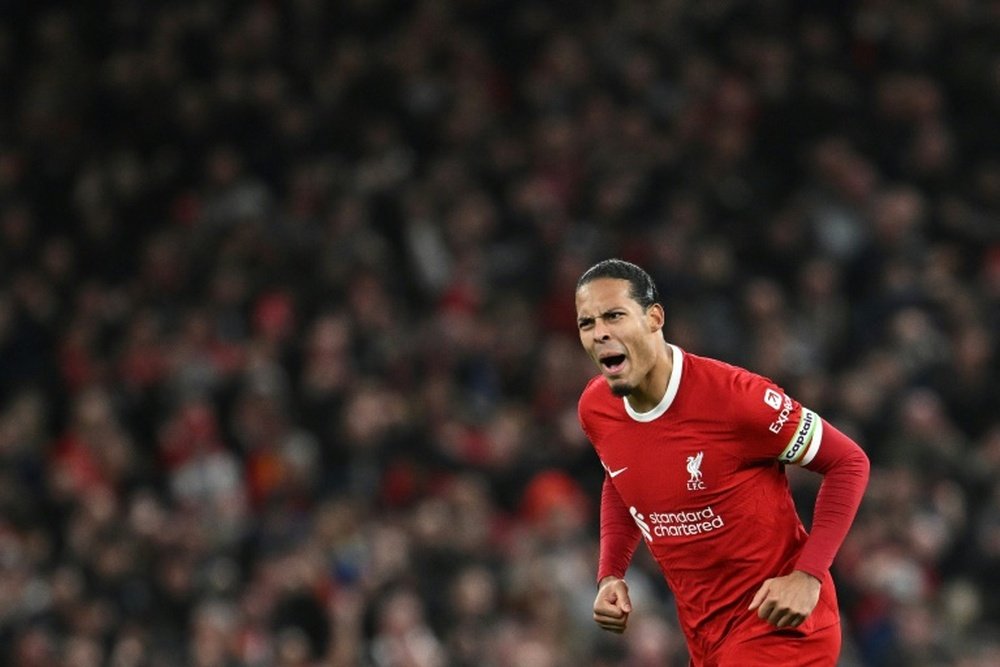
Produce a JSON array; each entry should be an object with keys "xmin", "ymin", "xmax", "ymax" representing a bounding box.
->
[{"xmin": 596, "ymin": 422, "xmax": 745, "ymax": 506}]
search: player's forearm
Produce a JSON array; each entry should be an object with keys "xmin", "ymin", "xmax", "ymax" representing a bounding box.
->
[
  {"xmin": 598, "ymin": 475, "xmax": 641, "ymax": 581},
  {"xmin": 796, "ymin": 420, "xmax": 870, "ymax": 578},
  {"xmin": 598, "ymin": 528, "xmax": 641, "ymax": 581}
]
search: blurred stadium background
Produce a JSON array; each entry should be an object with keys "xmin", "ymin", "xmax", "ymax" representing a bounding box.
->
[{"xmin": 0, "ymin": 1, "xmax": 998, "ymax": 665}]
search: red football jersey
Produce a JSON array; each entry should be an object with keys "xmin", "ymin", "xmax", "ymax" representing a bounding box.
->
[{"xmin": 579, "ymin": 344, "xmax": 840, "ymax": 660}]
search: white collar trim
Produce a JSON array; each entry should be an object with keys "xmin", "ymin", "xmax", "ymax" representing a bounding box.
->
[{"xmin": 624, "ymin": 344, "xmax": 683, "ymax": 422}]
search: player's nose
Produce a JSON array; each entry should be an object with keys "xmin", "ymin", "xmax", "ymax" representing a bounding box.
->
[
  {"xmin": 594, "ymin": 324, "xmax": 611, "ymax": 341},
  {"xmin": 592, "ymin": 320, "xmax": 612, "ymax": 341}
]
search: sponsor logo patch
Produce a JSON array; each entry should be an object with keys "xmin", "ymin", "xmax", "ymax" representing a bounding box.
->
[
  {"xmin": 631, "ymin": 504, "xmax": 725, "ymax": 540},
  {"xmin": 768, "ymin": 394, "xmax": 795, "ymax": 433},
  {"xmin": 764, "ymin": 388, "xmax": 783, "ymax": 410}
]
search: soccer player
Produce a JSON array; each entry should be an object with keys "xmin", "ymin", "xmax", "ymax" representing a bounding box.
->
[{"xmin": 575, "ymin": 259, "xmax": 870, "ymax": 666}]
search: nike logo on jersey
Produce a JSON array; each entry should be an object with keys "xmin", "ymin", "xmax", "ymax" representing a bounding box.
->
[{"xmin": 602, "ymin": 461, "xmax": 629, "ymax": 478}]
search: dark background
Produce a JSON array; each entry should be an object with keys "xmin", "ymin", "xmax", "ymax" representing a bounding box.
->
[{"xmin": 0, "ymin": 1, "xmax": 998, "ymax": 665}]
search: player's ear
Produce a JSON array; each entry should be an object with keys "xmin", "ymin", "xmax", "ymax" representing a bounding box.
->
[{"xmin": 646, "ymin": 303, "xmax": 664, "ymax": 333}]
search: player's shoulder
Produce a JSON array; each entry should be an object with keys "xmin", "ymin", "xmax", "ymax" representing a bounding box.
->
[
  {"xmin": 579, "ymin": 374, "xmax": 611, "ymax": 408},
  {"xmin": 579, "ymin": 375, "xmax": 625, "ymax": 423},
  {"xmin": 681, "ymin": 350, "xmax": 779, "ymax": 400},
  {"xmin": 682, "ymin": 350, "xmax": 770, "ymax": 384}
]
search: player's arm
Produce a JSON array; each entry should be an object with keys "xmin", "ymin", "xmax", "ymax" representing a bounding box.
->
[
  {"xmin": 594, "ymin": 474, "xmax": 640, "ymax": 633},
  {"xmin": 794, "ymin": 418, "xmax": 870, "ymax": 578},
  {"xmin": 750, "ymin": 418, "xmax": 870, "ymax": 627},
  {"xmin": 730, "ymin": 375, "xmax": 869, "ymax": 627}
]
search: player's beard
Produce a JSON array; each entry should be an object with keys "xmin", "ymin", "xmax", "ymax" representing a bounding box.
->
[{"xmin": 608, "ymin": 380, "xmax": 634, "ymax": 397}]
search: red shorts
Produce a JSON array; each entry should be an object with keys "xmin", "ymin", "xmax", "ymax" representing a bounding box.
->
[{"xmin": 698, "ymin": 621, "xmax": 842, "ymax": 667}]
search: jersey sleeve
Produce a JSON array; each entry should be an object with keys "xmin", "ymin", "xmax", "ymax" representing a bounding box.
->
[
  {"xmin": 729, "ymin": 370, "xmax": 870, "ymax": 578},
  {"xmin": 579, "ymin": 392, "xmax": 641, "ymax": 582},
  {"xmin": 795, "ymin": 419, "xmax": 871, "ymax": 578},
  {"xmin": 729, "ymin": 372, "xmax": 823, "ymax": 466},
  {"xmin": 597, "ymin": 474, "xmax": 642, "ymax": 582}
]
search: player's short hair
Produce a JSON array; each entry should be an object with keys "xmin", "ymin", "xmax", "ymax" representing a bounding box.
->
[{"xmin": 577, "ymin": 258, "xmax": 659, "ymax": 310}]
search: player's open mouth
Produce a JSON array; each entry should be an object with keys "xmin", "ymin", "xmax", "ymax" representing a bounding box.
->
[{"xmin": 600, "ymin": 354, "xmax": 627, "ymax": 374}]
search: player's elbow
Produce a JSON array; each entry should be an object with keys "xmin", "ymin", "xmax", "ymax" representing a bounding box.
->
[{"xmin": 852, "ymin": 445, "xmax": 871, "ymax": 482}]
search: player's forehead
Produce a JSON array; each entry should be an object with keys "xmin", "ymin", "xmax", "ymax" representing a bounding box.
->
[{"xmin": 575, "ymin": 277, "xmax": 636, "ymax": 313}]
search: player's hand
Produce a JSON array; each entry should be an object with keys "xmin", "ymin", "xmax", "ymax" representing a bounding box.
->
[
  {"xmin": 748, "ymin": 570, "xmax": 821, "ymax": 628},
  {"xmin": 593, "ymin": 576, "xmax": 632, "ymax": 634}
]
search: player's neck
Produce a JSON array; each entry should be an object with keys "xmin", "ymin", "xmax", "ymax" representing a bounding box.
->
[{"xmin": 625, "ymin": 339, "xmax": 674, "ymax": 413}]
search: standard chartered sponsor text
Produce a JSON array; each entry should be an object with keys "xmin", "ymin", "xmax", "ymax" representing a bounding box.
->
[{"xmin": 648, "ymin": 505, "xmax": 725, "ymax": 537}]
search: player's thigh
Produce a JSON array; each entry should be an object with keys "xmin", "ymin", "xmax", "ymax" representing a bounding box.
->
[{"xmin": 717, "ymin": 623, "xmax": 841, "ymax": 667}]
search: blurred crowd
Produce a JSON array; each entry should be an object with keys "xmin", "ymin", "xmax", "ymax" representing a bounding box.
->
[{"xmin": 0, "ymin": 1, "xmax": 998, "ymax": 666}]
